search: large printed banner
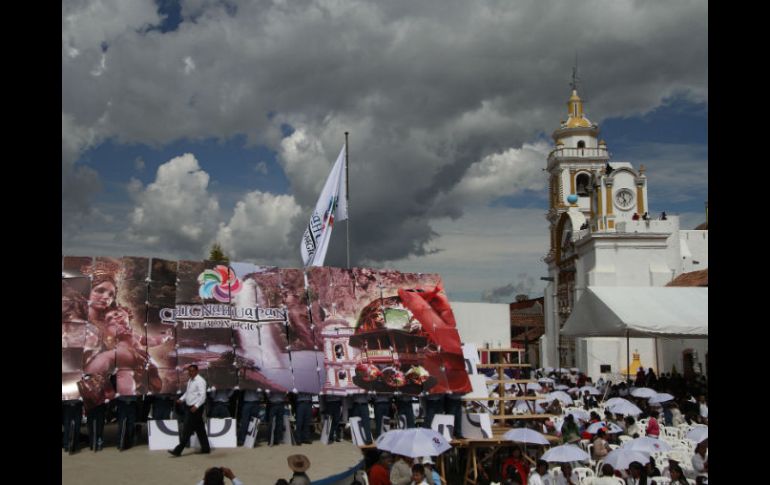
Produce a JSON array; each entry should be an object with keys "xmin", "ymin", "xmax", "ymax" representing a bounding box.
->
[{"xmin": 62, "ymin": 257, "xmax": 471, "ymax": 410}]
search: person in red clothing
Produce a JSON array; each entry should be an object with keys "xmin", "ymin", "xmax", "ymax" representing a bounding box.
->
[
  {"xmin": 645, "ymin": 410, "xmax": 660, "ymax": 438},
  {"xmin": 501, "ymin": 446, "xmax": 529, "ymax": 484},
  {"xmin": 369, "ymin": 452, "xmax": 394, "ymax": 485}
]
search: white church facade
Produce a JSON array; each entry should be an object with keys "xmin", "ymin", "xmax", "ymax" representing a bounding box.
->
[{"xmin": 539, "ymin": 85, "xmax": 708, "ymax": 381}]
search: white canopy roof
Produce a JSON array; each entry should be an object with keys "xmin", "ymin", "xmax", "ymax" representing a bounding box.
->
[{"xmin": 560, "ymin": 287, "xmax": 708, "ymax": 338}]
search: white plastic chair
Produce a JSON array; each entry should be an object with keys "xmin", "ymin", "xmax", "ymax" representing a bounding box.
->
[
  {"xmin": 654, "ymin": 477, "xmax": 671, "ymax": 485},
  {"xmin": 593, "ymin": 459, "xmax": 604, "ymax": 475},
  {"xmin": 579, "ymin": 439, "xmax": 591, "ymax": 451},
  {"xmin": 573, "ymin": 466, "xmax": 596, "ymax": 484},
  {"xmin": 354, "ymin": 470, "xmax": 370, "ymax": 485}
]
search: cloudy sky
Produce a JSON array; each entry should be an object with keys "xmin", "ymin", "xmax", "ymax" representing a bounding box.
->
[{"xmin": 62, "ymin": 0, "xmax": 708, "ymax": 302}]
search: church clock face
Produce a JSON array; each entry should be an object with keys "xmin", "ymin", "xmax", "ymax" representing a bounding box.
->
[{"xmin": 614, "ymin": 189, "xmax": 635, "ymax": 210}]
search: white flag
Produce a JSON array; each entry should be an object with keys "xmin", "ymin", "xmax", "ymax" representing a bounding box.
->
[{"xmin": 301, "ymin": 144, "xmax": 348, "ymax": 267}]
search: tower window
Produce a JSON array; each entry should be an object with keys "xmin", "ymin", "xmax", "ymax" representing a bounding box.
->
[
  {"xmin": 577, "ymin": 140, "xmax": 586, "ymax": 149},
  {"xmin": 576, "ymin": 173, "xmax": 590, "ymax": 196}
]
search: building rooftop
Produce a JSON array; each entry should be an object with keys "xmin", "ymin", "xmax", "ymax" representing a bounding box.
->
[{"xmin": 666, "ymin": 269, "xmax": 708, "ymax": 287}]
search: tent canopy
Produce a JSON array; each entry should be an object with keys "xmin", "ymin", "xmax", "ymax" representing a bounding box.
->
[{"xmin": 560, "ymin": 287, "xmax": 708, "ymax": 338}]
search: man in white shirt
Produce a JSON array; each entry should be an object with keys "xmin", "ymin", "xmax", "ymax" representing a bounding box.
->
[
  {"xmin": 528, "ymin": 460, "xmax": 550, "ymax": 485},
  {"xmin": 169, "ymin": 365, "xmax": 210, "ymax": 456}
]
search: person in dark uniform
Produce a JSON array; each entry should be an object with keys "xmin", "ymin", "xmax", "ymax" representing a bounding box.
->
[
  {"xmin": 395, "ymin": 394, "xmax": 416, "ymax": 428},
  {"xmin": 116, "ymin": 394, "xmax": 138, "ymax": 450},
  {"xmin": 150, "ymin": 393, "xmax": 175, "ymax": 420},
  {"xmin": 237, "ymin": 389, "xmax": 263, "ymax": 446},
  {"xmin": 62, "ymin": 398, "xmax": 83, "ymax": 453},
  {"xmin": 350, "ymin": 392, "xmax": 372, "ymax": 443},
  {"xmin": 267, "ymin": 390, "xmax": 287, "ymax": 446},
  {"xmin": 209, "ymin": 388, "xmax": 234, "ymax": 418},
  {"xmin": 294, "ymin": 392, "xmax": 314, "ymax": 444},
  {"xmin": 373, "ymin": 393, "xmax": 392, "ymax": 438},
  {"xmin": 322, "ymin": 394, "xmax": 343, "ymax": 443},
  {"xmin": 422, "ymin": 393, "xmax": 445, "ymax": 429},
  {"xmin": 86, "ymin": 398, "xmax": 107, "ymax": 451},
  {"xmin": 444, "ymin": 393, "xmax": 464, "ymax": 438}
]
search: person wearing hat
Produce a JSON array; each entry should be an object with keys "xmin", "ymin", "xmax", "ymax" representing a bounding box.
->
[
  {"xmin": 419, "ymin": 457, "xmax": 442, "ymax": 485},
  {"xmin": 196, "ymin": 466, "xmax": 243, "ymax": 485},
  {"xmin": 287, "ymin": 454, "xmax": 311, "ymax": 485}
]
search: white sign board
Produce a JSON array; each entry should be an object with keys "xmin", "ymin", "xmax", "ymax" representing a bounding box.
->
[
  {"xmin": 461, "ymin": 411, "xmax": 492, "ymax": 439},
  {"xmin": 431, "ymin": 414, "xmax": 455, "ymax": 442},
  {"xmin": 190, "ymin": 418, "xmax": 237, "ymax": 449},
  {"xmin": 243, "ymin": 417, "xmax": 260, "ymax": 448}
]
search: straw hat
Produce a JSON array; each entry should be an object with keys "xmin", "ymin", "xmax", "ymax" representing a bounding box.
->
[{"xmin": 288, "ymin": 454, "xmax": 311, "ymax": 473}]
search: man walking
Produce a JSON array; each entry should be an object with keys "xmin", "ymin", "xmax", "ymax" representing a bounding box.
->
[{"xmin": 169, "ymin": 365, "xmax": 210, "ymax": 456}]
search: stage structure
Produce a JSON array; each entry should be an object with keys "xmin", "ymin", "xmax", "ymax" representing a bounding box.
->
[{"xmin": 62, "ymin": 257, "xmax": 471, "ymax": 411}]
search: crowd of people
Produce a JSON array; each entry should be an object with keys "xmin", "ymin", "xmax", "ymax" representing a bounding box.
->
[{"xmin": 360, "ymin": 365, "xmax": 708, "ymax": 485}]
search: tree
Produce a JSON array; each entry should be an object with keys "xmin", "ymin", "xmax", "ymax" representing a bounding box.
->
[{"xmin": 208, "ymin": 243, "xmax": 230, "ymax": 265}]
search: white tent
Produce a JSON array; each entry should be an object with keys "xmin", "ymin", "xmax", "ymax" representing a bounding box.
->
[{"xmin": 560, "ymin": 287, "xmax": 708, "ymax": 338}]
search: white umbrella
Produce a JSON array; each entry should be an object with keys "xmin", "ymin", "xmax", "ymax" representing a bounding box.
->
[
  {"xmin": 541, "ymin": 444, "xmax": 590, "ymax": 463},
  {"xmin": 621, "ymin": 436, "xmax": 673, "ymax": 453},
  {"xmin": 630, "ymin": 387, "xmax": 657, "ymax": 398},
  {"xmin": 548, "ymin": 391, "xmax": 574, "ymax": 405},
  {"xmin": 585, "ymin": 421, "xmax": 625, "ymax": 434},
  {"xmin": 554, "ymin": 384, "xmax": 570, "ymax": 391},
  {"xmin": 570, "ymin": 367, "xmax": 580, "ymax": 372},
  {"xmin": 527, "ymin": 382, "xmax": 543, "ymax": 391},
  {"xmin": 608, "ymin": 400, "xmax": 643, "ymax": 417},
  {"xmin": 544, "ymin": 367, "xmax": 555, "ymax": 373},
  {"xmin": 648, "ymin": 393, "xmax": 675, "ymax": 404},
  {"xmin": 579, "ymin": 386, "xmax": 601, "ymax": 395},
  {"xmin": 565, "ymin": 409, "xmax": 591, "ymax": 422},
  {"xmin": 557, "ymin": 368, "xmax": 571, "ymax": 373},
  {"xmin": 603, "ymin": 397, "xmax": 631, "ymax": 408},
  {"xmin": 375, "ymin": 428, "xmax": 451, "ymax": 458},
  {"xmin": 603, "ymin": 448, "xmax": 650, "ymax": 470},
  {"xmin": 538, "ymin": 377, "xmax": 555, "ymax": 384},
  {"xmin": 567, "ymin": 387, "xmax": 580, "ymax": 395},
  {"xmin": 685, "ymin": 427, "xmax": 708, "ymax": 443},
  {"xmin": 502, "ymin": 428, "xmax": 551, "ymax": 445}
]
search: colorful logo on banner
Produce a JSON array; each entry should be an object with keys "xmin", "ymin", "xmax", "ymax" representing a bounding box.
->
[{"xmin": 197, "ymin": 265, "xmax": 241, "ymax": 302}]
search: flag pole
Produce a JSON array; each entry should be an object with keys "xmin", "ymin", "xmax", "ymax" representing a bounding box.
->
[{"xmin": 345, "ymin": 131, "xmax": 350, "ymax": 269}]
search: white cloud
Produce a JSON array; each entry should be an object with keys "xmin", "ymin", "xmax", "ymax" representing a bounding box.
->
[
  {"xmin": 379, "ymin": 206, "xmax": 550, "ymax": 301},
  {"xmin": 217, "ymin": 191, "xmax": 303, "ymax": 263},
  {"xmin": 254, "ymin": 161, "xmax": 268, "ymax": 175},
  {"xmin": 444, "ymin": 140, "xmax": 551, "ymax": 206},
  {"xmin": 183, "ymin": 56, "xmax": 196, "ymax": 75},
  {"xmin": 126, "ymin": 153, "xmax": 221, "ymax": 252},
  {"xmin": 62, "ymin": 0, "xmax": 707, "ymax": 265}
]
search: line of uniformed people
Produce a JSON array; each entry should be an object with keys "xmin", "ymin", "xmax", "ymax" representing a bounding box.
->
[{"xmin": 63, "ymin": 390, "xmax": 465, "ymax": 452}]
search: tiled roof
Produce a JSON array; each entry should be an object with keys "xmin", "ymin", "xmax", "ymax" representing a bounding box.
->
[{"xmin": 666, "ymin": 269, "xmax": 708, "ymax": 287}]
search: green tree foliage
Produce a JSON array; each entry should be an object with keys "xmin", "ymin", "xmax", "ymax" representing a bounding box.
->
[{"xmin": 208, "ymin": 243, "xmax": 230, "ymax": 265}]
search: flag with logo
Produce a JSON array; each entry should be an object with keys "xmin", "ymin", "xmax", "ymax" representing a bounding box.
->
[{"xmin": 301, "ymin": 144, "xmax": 348, "ymax": 267}]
